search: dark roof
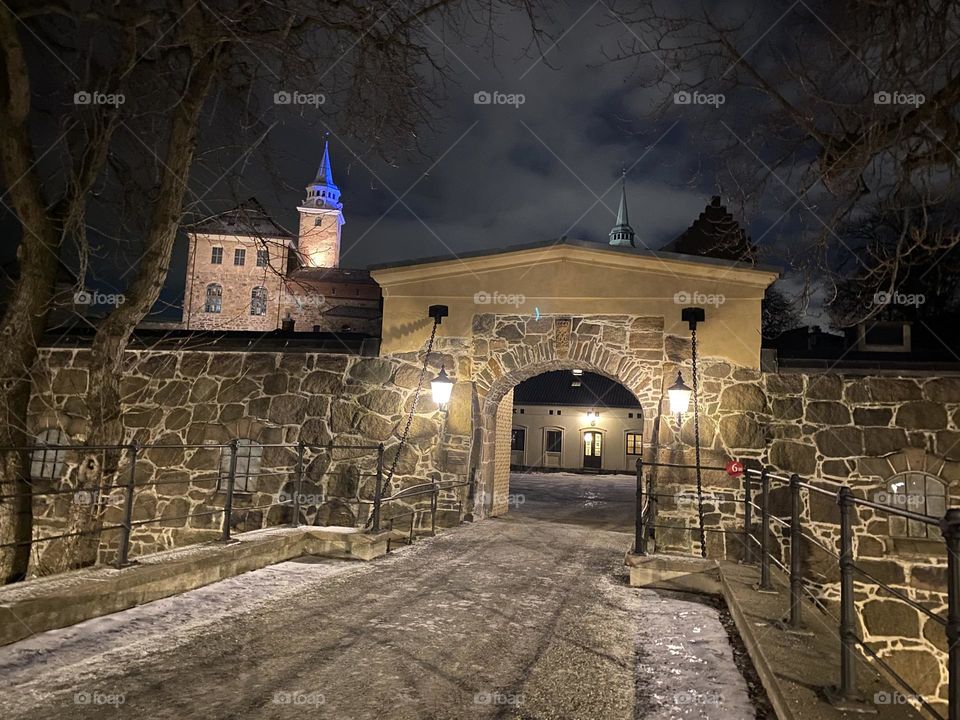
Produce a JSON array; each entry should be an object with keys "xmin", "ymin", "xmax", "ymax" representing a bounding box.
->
[
  {"xmin": 287, "ymin": 267, "xmax": 378, "ymax": 285},
  {"xmin": 766, "ymin": 324, "xmax": 960, "ymax": 370},
  {"xmin": 324, "ymin": 304, "xmax": 381, "ymax": 319},
  {"xmin": 369, "ymin": 236, "xmax": 780, "ymax": 274},
  {"xmin": 660, "ymin": 196, "xmax": 757, "ymax": 263},
  {"xmin": 188, "ymin": 198, "xmax": 293, "ymax": 239},
  {"xmin": 513, "ymin": 370, "xmax": 641, "ymax": 408}
]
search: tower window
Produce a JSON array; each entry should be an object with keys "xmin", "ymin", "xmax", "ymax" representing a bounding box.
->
[
  {"xmin": 314, "ymin": 217, "xmax": 323, "ymax": 226},
  {"xmin": 204, "ymin": 283, "xmax": 222, "ymax": 313},
  {"xmin": 256, "ymin": 249, "xmax": 268, "ymax": 267},
  {"xmin": 234, "ymin": 248, "xmax": 246, "ymax": 266},
  {"xmin": 210, "ymin": 247, "xmax": 223, "ymax": 265},
  {"xmin": 250, "ymin": 286, "xmax": 267, "ymax": 316}
]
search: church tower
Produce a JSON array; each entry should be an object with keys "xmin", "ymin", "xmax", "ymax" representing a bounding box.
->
[
  {"xmin": 608, "ymin": 172, "xmax": 636, "ymax": 248},
  {"xmin": 297, "ymin": 138, "xmax": 344, "ymax": 268}
]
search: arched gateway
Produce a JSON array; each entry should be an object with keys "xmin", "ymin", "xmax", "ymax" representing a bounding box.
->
[{"xmin": 371, "ymin": 238, "xmax": 778, "ymax": 518}]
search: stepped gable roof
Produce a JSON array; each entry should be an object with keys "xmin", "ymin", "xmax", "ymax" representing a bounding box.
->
[{"xmin": 661, "ymin": 196, "xmax": 756, "ymax": 263}]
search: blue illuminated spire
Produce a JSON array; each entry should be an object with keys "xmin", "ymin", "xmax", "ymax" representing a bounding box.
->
[
  {"xmin": 303, "ymin": 134, "xmax": 342, "ymax": 210},
  {"xmin": 609, "ymin": 169, "xmax": 636, "ymax": 247}
]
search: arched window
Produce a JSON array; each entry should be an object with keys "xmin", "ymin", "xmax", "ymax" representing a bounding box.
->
[
  {"xmin": 204, "ymin": 283, "xmax": 222, "ymax": 313},
  {"xmin": 31, "ymin": 428, "xmax": 68, "ymax": 481},
  {"xmin": 219, "ymin": 439, "xmax": 262, "ymax": 494},
  {"xmin": 887, "ymin": 471, "xmax": 946, "ymax": 539},
  {"xmin": 250, "ymin": 286, "xmax": 267, "ymax": 316},
  {"xmin": 314, "ymin": 217, "xmax": 323, "ymax": 226}
]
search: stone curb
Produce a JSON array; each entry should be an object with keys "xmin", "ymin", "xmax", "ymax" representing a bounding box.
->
[{"xmin": 0, "ymin": 526, "xmax": 392, "ymax": 648}]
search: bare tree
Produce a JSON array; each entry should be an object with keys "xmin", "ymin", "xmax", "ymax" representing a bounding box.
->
[
  {"xmin": 608, "ymin": 0, "xmax": 960, "ymax": 312},
  {"xmin": 0, "ymin": 0, "xmax": 549, "ymax": 580}
]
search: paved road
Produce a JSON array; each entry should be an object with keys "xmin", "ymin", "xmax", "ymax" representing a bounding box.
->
[
  {"xmin": 0, "ymin": 473, "xmax": 755, "ymax": 720},
  {"xmin": 509, "ymin": 471, "xmax": 636, "ymax": 531}
]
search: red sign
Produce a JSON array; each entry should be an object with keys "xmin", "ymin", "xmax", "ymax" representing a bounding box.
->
[{"xmin": 725, "ymin": 460, "xmax": 745, "ymax": 477}]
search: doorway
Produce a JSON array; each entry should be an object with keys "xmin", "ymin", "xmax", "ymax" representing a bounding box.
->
[{"xmin": 582, "ymin": 430, "xmax": 603, "ymax": 471}]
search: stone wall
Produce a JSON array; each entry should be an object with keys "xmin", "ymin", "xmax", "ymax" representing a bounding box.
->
[{"xmin": 26, "ymin": 345, "xmax": 471, "ymax": 573}]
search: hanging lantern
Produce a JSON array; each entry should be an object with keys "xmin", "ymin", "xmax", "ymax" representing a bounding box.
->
[
  {"xmin": 431, "ymin": 365, "xmax": 454, "ymax": 410},
  {"xmin": 668, "ymin": 371, "xmax": 692, "ymax": 418}
]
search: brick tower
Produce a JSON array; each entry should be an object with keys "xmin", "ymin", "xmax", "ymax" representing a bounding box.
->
[{"xmin": 296, "ymin": 138, "xmax": 343, "ymax": 268}]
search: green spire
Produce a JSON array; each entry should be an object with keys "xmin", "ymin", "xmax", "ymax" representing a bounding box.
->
[{"xmin": 609, "ymin": 170, "xmax": 636, "ymax": 247}]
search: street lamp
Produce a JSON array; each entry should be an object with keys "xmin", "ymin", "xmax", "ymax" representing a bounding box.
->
[
  {"xmin": 431, "ymin": 365, "xmax": 453, "ymax": 410},
  {"xmin": 667, "ymin": 371, "xmax": 692, "ymax": 427}
]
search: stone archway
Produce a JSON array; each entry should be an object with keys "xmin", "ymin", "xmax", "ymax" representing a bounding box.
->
[{"xmin": 469, "ymin": 313, "xmax": 666, "ymax": 517}]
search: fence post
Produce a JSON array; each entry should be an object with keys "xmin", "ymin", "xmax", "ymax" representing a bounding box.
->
[
  {"xmin": 789, "ymin": 473, "xmax": 803, "ymax": 628},
  {"xmin": 759, "ymin": 468, "xmax": 773, "ymax": 591},
  {"xmin": 221, "ymin": 440, "xmax": 238, "ymax": 542},
  {"xmin": 743, "ymin": 469, "xmax": 753, "ymax": 563},
  {"xmin": 292, "ymin": 440, "xmax": 304, "ymax": 527},
  {"xmin": 115, "ymin": 443, "xmax": 138, "ymax": 569},
  {"xmin": 431, "ymin": 480, "xmax": 438, "ymax": 536},
  {"xmin": 372, "ymin": 443, "xmax": 384, "ymax": 532},
  {"xmin": 646, "ymin": 472, "xmax": 655, "ymax": 552},
  {"xmin": 836, "ymin": 486, "xmax": 857, "ymax": 700},
  {"xmin": 635, "ymin": 457, "xmax": 646, "ymax": 555},
  {"xmin": 941, "ymin": 508, "xmax": 960, "ymax": 720}
]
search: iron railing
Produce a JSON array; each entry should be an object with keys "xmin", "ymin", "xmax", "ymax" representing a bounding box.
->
[
  {"xmin": 633, "ymin": 457, "xmax": 955, "ymax": 719},
  {"xmin": 0, "ymin": 441, "xmax": 470, "ymax": 574}
]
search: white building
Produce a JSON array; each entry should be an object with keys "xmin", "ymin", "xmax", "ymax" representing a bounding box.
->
[{"xmin": 510, "ymin": 370, "xmax": 644, "ymax": 473}]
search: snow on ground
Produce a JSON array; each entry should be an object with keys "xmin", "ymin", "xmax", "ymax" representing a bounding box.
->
[{"xmin": 0, "ymin": 557, "xmax": 360, "ymax": 692}]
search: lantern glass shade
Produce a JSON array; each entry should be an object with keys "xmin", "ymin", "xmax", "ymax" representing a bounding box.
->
[
  {"xmin": 668, "ymin": 372, "xmax": 692, "ymax": 416},
  {"xmin": 431, "ymin": 366, "xmax": 454, "ymax": 408}
]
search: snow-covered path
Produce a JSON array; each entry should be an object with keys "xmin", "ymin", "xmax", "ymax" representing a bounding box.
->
[{"xmin": 0, "ymin": 472, "xmax": 758, "ymax": 719}]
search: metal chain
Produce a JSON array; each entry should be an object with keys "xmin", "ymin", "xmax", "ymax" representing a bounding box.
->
[
  {"xmin": 383, "ymin": 318, "xmax": 440, "ymax": 490},
  {"xmin": 691, "ymin": 323, "xmax": 707, "ymax": 558}
]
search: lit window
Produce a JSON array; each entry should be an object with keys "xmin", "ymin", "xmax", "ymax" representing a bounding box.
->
[
  {"xmin": 256, "ymin": 249, "xmax": 268, "ymax": 267},
  {"xmin": 31, "ymin": 428, "xmax": 69, "ymax": 481},
  {"xmin": 210, "ymin": 247, "xmax": 223, "ymax": 265},
  {"xmin": 511, "ymin": 428, "xmax": 525, "ymax": 451},
  {"xmin": 250, "ymin": 286, "xmax": 267, "ymax": 316},
  {"xmin": 204, "ymin": 283, "xmax": 222, "ymax": 313},
  {"xmin": 626, "ymin": 433, "xmax": 643, "ymax": 456},
  {"xmin": 545, "ymin": 430, "xmax": 562, "ymax": 453},
  {"xmin": 887, "ymin": 472, "xmax": 945, "ymax": 539},
  {"xmin": 219, "ymin": 440, "xmax": 263, "ymax": 493},
  {"xmin": 234, "ymin": 248, "xmax": 246, "ymax": 266}
]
